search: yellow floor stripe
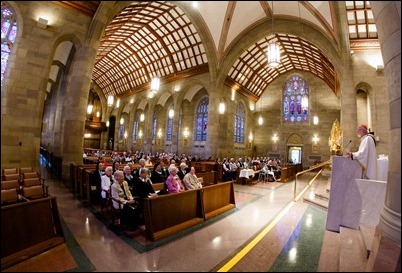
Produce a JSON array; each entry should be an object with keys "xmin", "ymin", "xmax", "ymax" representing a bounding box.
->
[
  {"xmin": 217, "ymin": 200, "xmax": 295, "ymax": 272},
  {"xmin": 218, "ymin": 180, "xmax": 314, "ymax": 272}
]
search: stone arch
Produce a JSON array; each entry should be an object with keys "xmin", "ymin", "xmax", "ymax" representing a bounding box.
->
[{"xmin": 287, "ymin": 133, "xmax": 303, "ymax": 145}]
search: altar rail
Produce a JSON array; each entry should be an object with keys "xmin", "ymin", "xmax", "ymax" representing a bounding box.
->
[{"xmin": 144, "ymin": 181, "xmax": 235, "ymax": 241}]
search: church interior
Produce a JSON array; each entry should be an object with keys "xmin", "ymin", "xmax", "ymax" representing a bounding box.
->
[{"xmin": 1, "ymin": 1, "xmax": 400, "ymax": 271}]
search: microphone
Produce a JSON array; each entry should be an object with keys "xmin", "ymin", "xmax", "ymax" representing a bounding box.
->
[{"xmin": 343, "ymin": 140, "xmax": 352, "ymax": 155}]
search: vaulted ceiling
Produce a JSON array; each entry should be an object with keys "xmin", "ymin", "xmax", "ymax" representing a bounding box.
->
[{"xmin": 54, "ymin": 1, "xmax": 378, "ymax": 101}]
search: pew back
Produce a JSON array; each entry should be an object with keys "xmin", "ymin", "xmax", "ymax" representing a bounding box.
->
[{"xmin": 143, "ymin": 181, "xmax": 235, "ymax": 241}]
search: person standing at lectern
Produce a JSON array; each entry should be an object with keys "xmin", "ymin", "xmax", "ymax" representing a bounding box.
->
[{"xmin": 346, "ymin": 124, "xmax": 377, "ymax": 180}]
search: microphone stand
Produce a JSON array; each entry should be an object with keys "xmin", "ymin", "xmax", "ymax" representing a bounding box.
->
[{"xmin": 342, "ymin": 140, "xmax": 352, "ymax": 155}]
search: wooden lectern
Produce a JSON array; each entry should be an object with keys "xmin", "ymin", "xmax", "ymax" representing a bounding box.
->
[{"xmin": 326, "ymin": 156, "xmax": 363, "ymax": 232}]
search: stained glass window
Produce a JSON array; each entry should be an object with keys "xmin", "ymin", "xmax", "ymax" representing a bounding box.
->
[
  {"xmin": 152, "ymin": 112, "xmax": 157, "ymax": 141},
  {"xmin": 234, "ymin": 102, "xmax": 245, "ymax": 143},
  {"xmin": 119, "ymin": 123, "xmax": 125, "ymax": 141},
  {"xmin": 166, "ymin": 116, "xmax": 173, "ymax": 141},
  {"xmin": 1, "ymin": 2, "xmax": 16, "ymax": 86},
  {"xmin": 178, "ymin": 108, "xmax": 182, "ymax": 140},
  {"xmin": 132, "ymin": 120, "xmax": 139, "ymax": 141},
  {"xmin": 283, "ymin": 74, "xmax": 309, "ymax": 123},
  {"xmin": 195, "ymin": 97, "xmax": 208, "ymax": 141}
]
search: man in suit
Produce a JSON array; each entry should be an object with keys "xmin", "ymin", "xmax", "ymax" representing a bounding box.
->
[{"xmin": 177, "ymin": 162, "xmax": 189, "ymax": 181}]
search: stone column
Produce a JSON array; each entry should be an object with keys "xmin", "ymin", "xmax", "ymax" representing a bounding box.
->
[
  {"xmin": 61, "ymin": 1, "xmax": 115, "ymax": 183},
  {"xmin": 367, "ymin": 2, "xmax": 401, "ymax": 271},
  {"xmin": 336, "ymin": 2, "xmax": 358, "ymax": 150},
  {"xmin": 61, "ymin": 50, "xmax": 96, "ymax": 182}
]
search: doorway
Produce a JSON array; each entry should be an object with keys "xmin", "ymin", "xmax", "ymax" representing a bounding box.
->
[{"xmin": 288, "ymin": 146, "xmax": 302, "ymax": 164}]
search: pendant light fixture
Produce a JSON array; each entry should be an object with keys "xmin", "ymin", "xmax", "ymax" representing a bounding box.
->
[{"xmin": 267, "ymin": 1, "xmax": 280, "ymax": 68}]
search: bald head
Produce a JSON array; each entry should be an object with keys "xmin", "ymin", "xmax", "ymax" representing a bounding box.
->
[{"xmin": 357, "ymin": 124, "xmax": 368, "ymax": 137}]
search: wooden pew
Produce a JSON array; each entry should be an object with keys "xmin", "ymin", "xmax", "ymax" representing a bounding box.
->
[
  {"xmin": 1, "ymin": 196, "xmax": 65, "ymax": 270},
  {"xmin": 74, "ymin": 164, "xmax": 96, "ymax": 199},
  {"xmin": 144, "ymin": 189, "xmax": 204, "ymax": 241},
  {"xmin": 143, "ymin": 181, "xmax": 235, "ymax": 241},
  {"xmin": 202, "ymin": 181, "xmax": 235, "ymax": 220},
  {"xmin": 192, "ymin": 161, "xmax": 221, "ymax": 183},
  {"xmin": 280, "ymin": 163, "xmax": 302, "ymax": 182},
  {"xmin": 196, "ymin": 171, "xmax": 215, "ymax": 186},
  {"xmin": 82, "ymin": 168, "xmax": 96, "ymax": 206}
]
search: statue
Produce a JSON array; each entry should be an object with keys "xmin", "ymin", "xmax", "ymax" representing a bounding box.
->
[{"xmin": 329, "ymin": 118, "xmax": 343, "ymax": 155}]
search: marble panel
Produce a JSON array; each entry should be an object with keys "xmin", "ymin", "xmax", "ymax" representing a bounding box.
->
[
  {"xmin": 356, "ymin": 179, "xmax": 387, "ymax": 229},
  {"xmin": 377, "ymin": 157, "xmax": 389, "ymax": 181},
  {"xmin": 326, "ymin": 156, "xmax": 363, "ymax": 232}
]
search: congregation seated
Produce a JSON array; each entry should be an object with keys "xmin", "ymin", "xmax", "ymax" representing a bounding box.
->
[
  {"xmin": 267, "ymin": 160, "xmax": 281, "ymax": 180},
  {"xmin": 222, "ymin": 158, "xmax": 233, "ymax": 181}
]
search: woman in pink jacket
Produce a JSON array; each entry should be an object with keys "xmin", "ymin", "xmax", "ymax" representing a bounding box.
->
[{"xmin": 165, "ymin": 164, "xmax": 185, "ymax": 193}]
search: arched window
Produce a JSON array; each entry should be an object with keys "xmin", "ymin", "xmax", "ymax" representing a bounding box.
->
[
  {"xmin": 152, "ymin": 112, "xmax": 157, "ymax": 141},
  {"xmin": 234, "ymin": 102, "xmax": 245, "ymax": 143},
  {"xmin": 132, "ymin": 120, "xmax": 139, "ymax": 141},
  {"xmin": 195, "ymin": 97, "xmax": 208, "ymax": 141},
  {"xmin": 283, "ymin": 74, "xmax": 309, "ymax": 122},
  {"xmin": 1, "ymin": 2, "xmax": 17, "ymax": 86},
  {"xmin": 166, "ymin": 114, "xmax": 173, "ymax": 141},
  {"xmin": 119, "ymin": 117, "xmax": 125, "ymax": 141}
]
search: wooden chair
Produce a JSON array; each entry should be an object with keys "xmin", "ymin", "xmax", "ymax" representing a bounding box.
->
[
  {"xmin": 1, "ymin": 180, "xmax": 20, "ymax": 190},
  {"xmin": 2, "ymin": 168, "xmax": 18, "ymax": 176},
  {"xmin": 23, "ymin": 172, "xmax": 39, "ymax": 179},
  {"xmin": 22, "ymin": 185, "xmax": 45, "ymax": 199},
  {"xmin": 3, "ymin": 173, "xmax": 20, "ymax": 182},
  {"xmin": 22, "ymin": 177, "xmax": 41, "ymax": 187},
  {"xmin": 1, "ymin": 188, "xmax": 19, "ymax": 205},
  {"xmin": 19, "ymin": 167, "xmax": 33, "ymax": 176},
  {"xmin": 22, "ymin": 177, "xmax": 49, "ymax": 196}
]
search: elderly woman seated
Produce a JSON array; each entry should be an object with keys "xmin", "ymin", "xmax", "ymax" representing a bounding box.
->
[
  {"xmin": 182, "ymin": 167, "xmax": 202, "ymax": 190},
  {"xmin": 165, "ymin": 164, "xmax": 186, "ymax": 193}
]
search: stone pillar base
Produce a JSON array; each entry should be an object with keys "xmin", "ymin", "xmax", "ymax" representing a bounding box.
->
[{"xmin": 366, "ymin": 228, "xmax": 401, "ymax": 271}]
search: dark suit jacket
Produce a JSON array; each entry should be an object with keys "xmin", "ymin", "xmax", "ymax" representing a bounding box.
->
[
  {"xmin": 150, "ymin": 170, "xmax": 165, "ymax": 184},
  {"xmin": 132, "ymin": 177, "xmax": 155, "ymax": 198},
  {"xmin": 177, "ymin": 168, "xmax": 190, "ymax": 181},
  {"xmin": 124, "ymin": 173, "xmax": 135, "ymax": 190}
]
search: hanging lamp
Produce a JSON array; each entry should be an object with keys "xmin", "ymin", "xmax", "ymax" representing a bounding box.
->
[{"xmin": 267, "ymin": 1, "xmax": 281, "ymax": 68}]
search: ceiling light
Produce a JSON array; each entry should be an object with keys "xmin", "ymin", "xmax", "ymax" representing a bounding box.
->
[{"xmin": 267, "ymin": 1, "xmax": 280, "ymax": 68}]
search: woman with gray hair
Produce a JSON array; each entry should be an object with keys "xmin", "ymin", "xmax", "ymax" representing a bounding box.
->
[
  {"xmin": 166, "ymin": 164, "xmax": 185, "ymax": 193},
  {"xmin": 110, "ymin": 170, "xmax": 138, "ymax": 229}
]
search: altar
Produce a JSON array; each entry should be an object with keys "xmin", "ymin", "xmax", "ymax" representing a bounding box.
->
[{"xmin": 238, "ymin": 169, "xmax": 255, "ymax": 185}]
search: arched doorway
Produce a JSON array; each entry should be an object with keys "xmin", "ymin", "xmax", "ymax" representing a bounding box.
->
[{"xmin": 287, "ymin": 134, "xmax": 303, "ymax": 164}]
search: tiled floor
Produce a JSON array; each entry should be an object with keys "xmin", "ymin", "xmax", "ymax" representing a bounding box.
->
[{"xmin": 3, "ymin": 164, "xmax": 335, "ymax": 272}]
